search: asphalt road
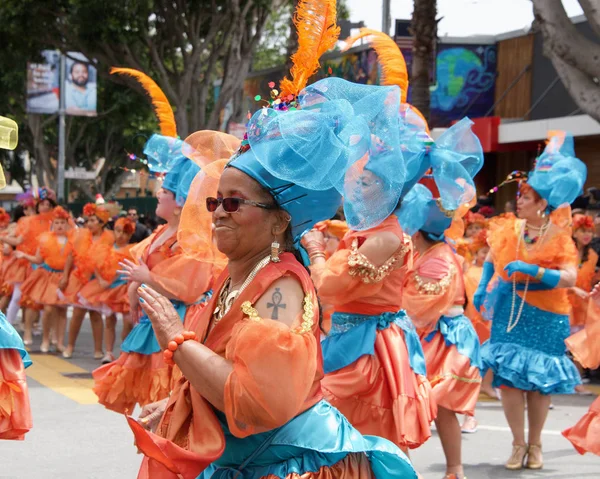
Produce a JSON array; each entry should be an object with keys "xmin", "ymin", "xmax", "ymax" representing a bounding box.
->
[{"xmin": 2, "ymin": 319, "xmax": 599, "ymax": 478}]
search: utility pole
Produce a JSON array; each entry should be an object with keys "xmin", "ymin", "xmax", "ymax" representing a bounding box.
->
[
  {"xmin": 57, "ymin": 54, "xmax": 66, "ymax": 202},
  {"xmin": 382, "ymin": 0, "xmax": 391, "ymax": 34}
]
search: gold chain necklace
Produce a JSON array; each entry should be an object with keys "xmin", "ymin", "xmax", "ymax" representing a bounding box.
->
[
  {"xmin": 506, "ymin": 220, "xmax": 550, "ymax": 333},
  {"xmin": 212, "ymin": 255, "xmax": 271, "ymax": 323}
]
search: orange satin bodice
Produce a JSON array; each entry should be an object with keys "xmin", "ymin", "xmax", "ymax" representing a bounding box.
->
[
  {"xmin": 38, "ymin": 232, "xmax": 73, "ymax": 271},
  {"xmin": 403, "ymin": 242, "xmax": 465, "ymax": 333},
  {"xmin": 312, "ymin": 215, "xmax": 412, "ymax": 316}
]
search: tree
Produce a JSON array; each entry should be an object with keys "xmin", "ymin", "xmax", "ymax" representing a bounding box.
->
[
  {"xmin": 532, "ymin": 0, "xmax": 600, "ymax": 122},
  {"xmin": 0, "ymin": 0, "xmax": 281, "ymax": 197},
  {"xmin": 410, "ymin": 0, "xmax": 438, "ymax": 122}
]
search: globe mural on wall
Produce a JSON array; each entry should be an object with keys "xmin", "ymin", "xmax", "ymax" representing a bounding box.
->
[{"xmin": 430, "ymin": 45, "xmax": 497, "ymax": 126}]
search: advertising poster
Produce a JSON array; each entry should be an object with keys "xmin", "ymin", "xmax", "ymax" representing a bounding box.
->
[
  {"xmin": 26, "ymin": 50, "xmax": 60, "ymax": 114},
  {"xmin": 65, "ymin": 52, "xmax": 97, "ymax": 116}
]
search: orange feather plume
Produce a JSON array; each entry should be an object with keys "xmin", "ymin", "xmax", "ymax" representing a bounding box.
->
[
  {"xmin": 343, "ymin": 28, "xmax": 409, "ymax": 102},
  {"xmin": 279, "ymin": 0, "xmax": 341, "ymax": 98},
  {"xmin": 110, "ymin": 67, "xmax": 177, "ymax": 138}
]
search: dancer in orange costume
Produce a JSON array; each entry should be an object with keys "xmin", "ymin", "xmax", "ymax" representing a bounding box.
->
[
  {"xmin": 18, "ymin": 207, "xmax": 73, "ymax": 352},
  {"xmin": 460, "ymin": 230, "xmax": 497, "ymax": 434},
  {"xmin": 78, "ymin": 217, "xmax": 137, "ymax": 364},
  {"xmin": 92, "ymin": 68, "xmax": 221, "ymax": 414},
  {"xmin": 0, "ymin": 163, "xmax": 33, "ymax": 441},
  {"xmin": 0, "ymin": 190, "xmax": 56, "ymax": 343},
  {"xmin": 0, "ymin": 209, "xmax": 11, "ymax": 271},
  {"xmin": 563, "ymin": 287, "xmax": 600, "ymax": 455},
  {"xmin": 476, "ymin": 132, "xmax": 585, "ymax": 470},
  {"xmin": 61, "ymin": 203, "xmax": 114, "ymax": 359},
  {"xmin": 568, "ymin": 214, "xmax": 598, "ymax": 394},
  {"xmin": 455, "ymin": 212, "xmax": 486, "ymax": 264},
  {"xmin": 397, "ymin": 120, "xmax": 483, "ymax": 479}
]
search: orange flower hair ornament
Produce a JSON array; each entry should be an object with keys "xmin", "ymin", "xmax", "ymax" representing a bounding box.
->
[
  {"xmin": 52, "ymin": 206, "xmax": 71, "ymax": 221},
  {"xmin": 464, "ymin": 211, "xmax": 487, "ymax": 228},
  {"xmin": 572, "ymin": 214, "xmax": 594, "ymax": 232},
  {"xmin": 115, "ymin": 217, "xmax": 136, "ymax": 236},
  {"xmin": 83, "ymin": 203, "xmax": 111, "ymax": 224}
]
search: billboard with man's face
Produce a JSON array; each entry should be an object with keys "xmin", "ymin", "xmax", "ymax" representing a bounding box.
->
[
  {"xmin": 26, "ymin": 50, "xmax": 97, "ymax": 116},
  {"xmin": 65, "ymin": 52, "xmax": 97, "ymax": 117}
]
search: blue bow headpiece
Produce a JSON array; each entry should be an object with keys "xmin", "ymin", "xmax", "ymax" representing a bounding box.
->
[
  {"xmin": 229, "ymin": 78, "xmax": 402, "ymax": 239},
  {"xmin": 397, "ymin": 118, "xmax": 484, "ymax": 237},
  {"xmin": 528, "ymin": 133, "xmax": 587, "ymax": 209},
  {"xmin": 144, "ymin": 133, "xmax": 197, "ymax": 206}
]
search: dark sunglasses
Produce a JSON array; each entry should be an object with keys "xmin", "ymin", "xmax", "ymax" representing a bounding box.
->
[{"xmin": 206, "ymin": 196, "xmax": 275, "ymax": 213}]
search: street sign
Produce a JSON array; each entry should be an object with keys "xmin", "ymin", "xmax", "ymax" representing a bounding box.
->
[{"xmin": 64, "ymin": 167, "xmax": 96, "ymax": 180}]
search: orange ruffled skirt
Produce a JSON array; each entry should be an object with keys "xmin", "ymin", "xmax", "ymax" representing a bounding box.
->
[
  {"xmin": 77, "ymin": 279, "xmax": 110, "ymax": 313},
  {"xmin": 420, "ymin": 326, "xmax": 482, "ymax": 415},
  {"xmin": 59, "ymin": 272, "xmax": 88, "ymax": 306},
  {"xmin": 81, "ymin": 282, "xmax": 129, "ymax": 315},
  {"xmin": 19, "ymin": 267, "xmax": 65, "ymax": 309},
  {"xmin": 0, "ymin": 349, "xmax": 32, "ymax": 440},
  {"xmin": 0, "ymin": 257, "xmax": 31, "ymax": 296},
  {"xmin": 322, "ymin": 324, "xmax": 435, "ymax": 450},
  {"xmin": 563, "ymin": 396, "xmax": 600, "ymax": 456},
  {"xmin": 92, "ymin": 352, "xmax": 171, "ymax": 414}
]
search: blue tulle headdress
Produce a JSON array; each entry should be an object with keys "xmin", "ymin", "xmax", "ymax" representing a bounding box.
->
[
  {"xmin": 397, "ymin": 118, "xmax": 484, "ymax": 239},
  {"xmin": 527, "ymin": 131, "xmax": 587, "ymax": 209}
]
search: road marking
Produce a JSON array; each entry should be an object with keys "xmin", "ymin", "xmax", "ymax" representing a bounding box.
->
[{"xmin": 25, "ymin": 354, "xmax": 98, "ymax": 405}]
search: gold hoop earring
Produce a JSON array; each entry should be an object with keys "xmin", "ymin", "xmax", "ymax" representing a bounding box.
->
[{"xmin": 270, "ymin": 239, "xmax": 281, "ymax": 263}]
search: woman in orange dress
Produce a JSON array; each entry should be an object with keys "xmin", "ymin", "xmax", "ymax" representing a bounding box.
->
[
  {"xmin": 0, "ymin": 208, "xmax": 11, "ymax": 272},
  {"xmin": 475, "ymin": 132, "xmax": 584, "ymax": 470},
  {"xmin": 400, "ymin": 177, "xmax": 483, "ymax": 479},
  {"xmin": 92, "ymin": 136, "xmax": 214, "ymax": 413},
  {"xmin": 61, "ymin": 204, "xmax": 114, "ymax": 359},
  {"xmin": 563, "ymin": 288, "xmax": 600, "ymax": 455},
  {"xmin": 0, "ymin": 194, "xmax": 36, "ymax": 316},
  {"xmin": 124, "ymin": 83, "xmax": 418, "ymax": 478},
  {"xmin": 17, "ymin": 207, "xmax": 73, "ymax": 352},
  {"xmin": 79, "ymin": 217, "xmax": 137, "ymax": 364},
  {"xmin": 0, "ymin": 165, "xmax": 33, "ymax": 441},
  {"xmin": 0, "ymin": 190, "xmax": 56, "ymax": 343},
  {"xmin": 455, "ymin": 212, "xmax": 486, "ymax": 265}
]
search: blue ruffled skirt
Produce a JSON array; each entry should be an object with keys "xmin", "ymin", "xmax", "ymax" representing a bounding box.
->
[
  {"xmin": 198, "ymin": 400, "xmax": 417, "ymax": 479},
  {"xmin": 321, "ymin": 310, "xmax": 426, "ymax": 376},
  {"xmin": 0, "ymin": 312, "xmax": 31, "ymax": 368},
  {"xmin": 481, "ymin": 285, "xmax": 580, "ymax": 394},
  {"xmin": 424, "ymin": 314, "xmax": 482, "ymax": 370}
]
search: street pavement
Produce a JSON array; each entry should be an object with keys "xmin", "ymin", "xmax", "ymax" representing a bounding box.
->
[{"xmin": 2, "ymin": 320, "xmax": 599, "ymax": 478}]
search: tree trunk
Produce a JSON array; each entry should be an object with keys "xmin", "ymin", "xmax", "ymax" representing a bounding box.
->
[
  {"xmin": 533, "ymin": 0, "xmax": 600, "ymax": 122},
  {"xmin": 410, "ymin": 0, "xmax": 437, "ymax": 123}
]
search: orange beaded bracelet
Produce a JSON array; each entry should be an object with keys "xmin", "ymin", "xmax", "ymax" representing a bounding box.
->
[{"xmin": 163, "ymin": 330, "xmax": 197, "ymax": 365}]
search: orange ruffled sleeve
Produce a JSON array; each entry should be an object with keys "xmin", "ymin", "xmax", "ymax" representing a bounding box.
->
[
  {"xmin": 148, "ymin": 249, "xmax": 214, "ymax": 304},
  {"xmin": 223, "ymin": 312, "xmax": 318, "ymax": 438},
  {"xmin": 403, "ymin": 248, "xmax": 461, "ymax": 331},
  {"xmin": 312, "ymin": 247, "xmax": 385, "ymax": 306}
]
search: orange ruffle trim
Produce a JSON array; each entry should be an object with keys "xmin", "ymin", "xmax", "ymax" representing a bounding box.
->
[
  {"xmin": 421, "ymin": 331, "xmax": 481, "ymax": 415},
  {"xmin": 0, "ymin": 349, "xmax": 32, "ymax": 440},
  {"xmin": 321, "ymin": 325, "xmax": 436, "ymax": 449},
  {"xmin": 0, "ymin": 257, "xmax": 31, "ymax": 287},
  {"xmin": 562, "ymin": 396, "xmax": 600, "ymax": 456},
  {"xmin": 92, "ymin": 351, "xmax": 171, "ymax": 414},
  {"xmin": 83, "ymin": 283, "xmax": 129, "ymax": 314}
]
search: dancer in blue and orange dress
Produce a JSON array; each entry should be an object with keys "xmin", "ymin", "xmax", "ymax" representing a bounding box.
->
[
  {"xmin": 92, "ymin": 67, "xmax": 222, "ymax": 414},
  {"xmin": 78, "ymin": 217, "xmax": 137, "ymax": 364},
  {"xmin": 476, "ymin": 132, "xmax": 586, "ymax": 470},
  {"xmin": 398, "ymin": 131, "xmax": 484, "ymax": 478},
  {"xmin": 0, "ymin": 163, "xmax": 32, "ymax": 441}
]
